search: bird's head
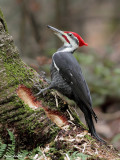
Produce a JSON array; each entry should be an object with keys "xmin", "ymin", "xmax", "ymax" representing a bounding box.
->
[{"xmin": 47, "ymin": 25, "xmax": 88, "ymax": 52}]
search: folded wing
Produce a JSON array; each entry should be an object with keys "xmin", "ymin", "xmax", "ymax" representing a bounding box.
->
[{"xmin": 53, "ymin": 52, "xmax": 97, "ymax": 122}]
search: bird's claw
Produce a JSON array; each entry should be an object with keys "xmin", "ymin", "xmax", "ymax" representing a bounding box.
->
[
  {"xmin": 34, "ymin": 83, "xmax": 42, "ymax": 90},
  {"xmin": 36, "ymin": 91, "xmax": 42, "ymax": 96},
  {"xmin": 34, "ymin": 81, "xmax": 51, "ymax": 96},
  {"xmin": 36, "ymin": 89, "xmax": 43, "ymax": 96},
  {"xmin": 36, "ymin": 88, "xmax": 48, "ymax": 96},
  {"xmin": 33, "ymin": 83, "xmax": 44, "ymax": 96}
]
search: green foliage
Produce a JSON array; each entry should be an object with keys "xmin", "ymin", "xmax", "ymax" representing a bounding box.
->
[
  {"xmin": 0, "ymin": 130, "xmax": 15, "ymax": 159},
  {"xmin": 17, "ymin": 150, "xmax": 29, "ymax": 160},
  {"xmin": 5, "ymin": 130, "xmax": 15, "ymax": 159},
  {"xmin": 0, "ymin": 130, "xmax": 46, "ymax": 160},
  {"xmin": 0, "ymin": 141, "xmax": 7, "ymax": 159}
]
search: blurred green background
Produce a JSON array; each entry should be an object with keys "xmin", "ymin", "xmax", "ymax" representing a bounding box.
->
[{"xmin": 1, "ymin": 0, "xmax": 120, "ymax": 150}]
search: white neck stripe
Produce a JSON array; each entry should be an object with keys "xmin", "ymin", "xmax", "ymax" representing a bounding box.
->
[{"xmin": 57, "ymin": 45, "xmax": 76, "ymax": 53}]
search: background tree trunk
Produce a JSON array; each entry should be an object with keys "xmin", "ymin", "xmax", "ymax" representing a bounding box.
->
[{"xmin": 0, "ymin": 10, "xmax": 120, "ymax": 159}]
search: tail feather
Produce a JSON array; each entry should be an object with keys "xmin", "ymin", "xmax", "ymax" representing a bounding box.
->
[
  {"xmin": 90, "ymin": 109, "xmax": 98, "ymax": 123},
  {"xmin": 84, "ymin": 112, "xmax": 105, "ymax": 143},
  {"xmin": 77, "ymin": 103, "xmax": 106, "ymax": 143}
]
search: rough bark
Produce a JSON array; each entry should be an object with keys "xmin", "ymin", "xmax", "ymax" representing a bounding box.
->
[
  {"xmin": 0, "ymin": 12, "xmax": 59, "ymax": 151},
  {"xmin": 0, "ymin": 10, "xmax": 120, "ymax": 159}
]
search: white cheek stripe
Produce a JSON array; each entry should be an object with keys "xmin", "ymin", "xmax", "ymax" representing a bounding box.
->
[{"xmin": 53, "ymin": 59, "xmax": 59, "ymax": 71}]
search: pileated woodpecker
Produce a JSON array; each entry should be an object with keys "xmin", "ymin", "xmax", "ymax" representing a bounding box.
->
[{"xmin": 37, "ymin": 25, "xmax": 105, "ymax": 143}]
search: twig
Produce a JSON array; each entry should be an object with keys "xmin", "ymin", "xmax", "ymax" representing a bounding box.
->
[{"xmin": 65, "ymin": 153, "xmax": 70, "ymax": 160}]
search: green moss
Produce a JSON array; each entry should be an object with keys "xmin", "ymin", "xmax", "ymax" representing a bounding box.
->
[
  {"xmin": 10, "ymin": 98, "xmax": 24, "ymax": 106},
  {"xmin": 1, "ymin": 51, "xmax": 35, "ymax": 90},
  {"xmin": 13, "ymin": 108, "xmax": 45, "ymax": 133},
  {"xmin": 70, "ymin": 110, "xmax": 88, "ymax": 130},
  {"xmin": 85, "ymin": 134, "xmax": 93, "ymax": 141},
  {"xmin": 0, "ymin": 19, "xmax": 61, "ymax": 150},
  {"xmin": 0, "ymin": 44, "xmax": 35, "ymax": 88}
]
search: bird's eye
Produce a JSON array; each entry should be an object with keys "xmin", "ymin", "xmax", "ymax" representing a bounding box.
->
[{"xmin": 68, "ymin": 33, "xmax": 72, "ymax": 36}]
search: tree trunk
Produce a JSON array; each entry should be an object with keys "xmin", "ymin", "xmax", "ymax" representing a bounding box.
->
[
  {"xmin": 0, "ymin": 10, "xmax": 119, "ymax": 159},
  {"xmin": 0, "ymin": 12, "xmax": 59, "ymax": 151}
]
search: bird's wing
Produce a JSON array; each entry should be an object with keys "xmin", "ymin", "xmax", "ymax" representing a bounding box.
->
[{"xmin": 53, "ymin": 52, "xmax": 97, "ymax": 121}]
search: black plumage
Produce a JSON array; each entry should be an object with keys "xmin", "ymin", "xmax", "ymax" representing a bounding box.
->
[
  {"xmin": 48, "ymin": 51, "xmax": 104, "ymax": 142},
  {"xmin": 37, "ymin": 25, "xmax": 105, "ymax": 143}
]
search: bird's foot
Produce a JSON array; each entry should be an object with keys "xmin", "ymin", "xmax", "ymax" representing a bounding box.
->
[
  {"xmin": 33, "ymin": 77, "xmax": 52, "ymax": 96},
  {"xmin": 34, "ymin": 83, "xmax": 42, "ymax": 91},
  {"xmin": 33, "ymin": 83, "xmax": 46, "ymax": 96},
  {"xmin": 36, "ymin": 87, "xmax": 49, "ymax": 96}
]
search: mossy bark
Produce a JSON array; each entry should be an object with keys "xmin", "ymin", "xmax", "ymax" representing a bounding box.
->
[
  {"xmin": 0, "ymin": 12, "xmax": 59, "ymax": 150},
  {"xmin": 0, "ymin": 9, "xmax": 120, "ymax": 159}
]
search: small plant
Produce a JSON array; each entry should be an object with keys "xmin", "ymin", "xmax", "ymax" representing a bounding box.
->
[
  {"xmin": 0, "ymin": 141, "xmax": 7, "ymax": 158},
  {"xmin": 0, "ymin": 129, "xmax": 15, "ymax": 159},
  {"xmin": 0, "ymin": 131, "xmax": 44, "ymax": 160}
]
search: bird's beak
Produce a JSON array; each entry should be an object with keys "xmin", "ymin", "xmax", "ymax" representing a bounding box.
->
[
  {"xmin": 47, "ymin": 25, "xmax": 70, "ymax": 44},
  {"xmin": 47, "ymin": 25, "xmax": 64, "ymax": 35},
  {"xmin": 47, "ymin": 25, "xmax": 68, "ymax": 43}
]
